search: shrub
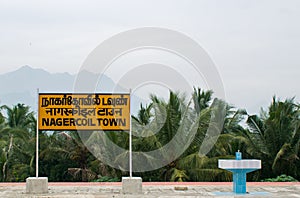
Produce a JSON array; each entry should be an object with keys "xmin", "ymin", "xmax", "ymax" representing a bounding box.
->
[
  {"xmin": 92, "ymin": 176, "xmax": 120, "ymax": 182},
  {"xmin": 261, "ymin": 174, "xmax": 298, "ymax": 182}
]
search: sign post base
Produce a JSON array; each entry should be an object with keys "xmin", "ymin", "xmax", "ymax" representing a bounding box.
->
[
  {"xmin": 26, "ymin": 177, "xmax": 48, "ymax": 194},
  {"xmin": 122, "ymin": 177, "xmax": 142, "ymax": 194}
]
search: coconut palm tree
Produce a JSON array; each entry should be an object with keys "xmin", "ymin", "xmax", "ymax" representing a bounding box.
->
[
  {"xmin": 156, "ymin": 89, "xmax": 234, "ymax": 182},
  {"xmin": 132, "ymin": 103, "xmax": 153, "ymax": 125},
  {"xmin": 177, "ymin": 98, "xmax": 240, "ymax": 182},
  {"xmin": 192, "ymin": 87, "xmax": 213, "ymax": 113},
  {"xmin": 0, "ymin": 103, "xmax": 35, "ymax": 181},
  {"xmin": 245, "ymin": 97, "xmax": 300, "ymax": 179}
]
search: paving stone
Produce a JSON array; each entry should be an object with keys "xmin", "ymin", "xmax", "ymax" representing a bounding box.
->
[{"xmin": 0, "ymin": 183, "xmax": 299, "ymax": 197}]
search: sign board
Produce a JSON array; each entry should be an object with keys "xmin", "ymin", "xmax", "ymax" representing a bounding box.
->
[{"xmin": 38, "ymin": 93, "xmax": 130, "ymax": 131}]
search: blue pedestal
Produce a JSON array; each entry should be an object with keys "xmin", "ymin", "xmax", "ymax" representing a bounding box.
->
[
  {"xmin": 218, "ymin": 151, "xmax": 261, "ymax": 194},
  {"xmin": 228, "ymin": 168, "xmax": 257, "ymax": 194},
  {"xmin": 233, "ymin": 170, "xmax": 246, "ymax": 194}
]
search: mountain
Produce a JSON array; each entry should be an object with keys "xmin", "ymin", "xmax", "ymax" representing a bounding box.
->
[{"xmin": 0, "ymin": 66, "xmax": 116, "ymax": 110}]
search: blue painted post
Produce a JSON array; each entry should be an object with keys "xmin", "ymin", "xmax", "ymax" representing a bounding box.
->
[
  {"xmin": 233, "ymin": 169, "xmax": 247, "ymax": 194},
  {"xmin": 235, "ymin": 150, "xmax": 242, "ymax": 160},
  {"xmin": 233, "ymin": 151, "xmax": 247, "ymax": 194}
]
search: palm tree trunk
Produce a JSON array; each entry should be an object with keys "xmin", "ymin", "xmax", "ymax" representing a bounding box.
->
[{"xmin": 3, "ymin": 135, "xmax": 13, "ymax": 181}]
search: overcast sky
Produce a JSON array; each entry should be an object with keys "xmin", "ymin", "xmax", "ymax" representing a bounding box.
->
[{"xmin": 0, "ymin": 0, "xmax": 299, "ymax": 114}]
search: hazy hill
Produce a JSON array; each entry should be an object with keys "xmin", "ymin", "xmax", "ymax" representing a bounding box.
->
[{"xmin": 0, "ymin": 66, "xmax": 116, "ymax": 110}]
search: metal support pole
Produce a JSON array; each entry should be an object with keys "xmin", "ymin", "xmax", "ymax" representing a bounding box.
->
[
  {"xmin": 36, "ymin": 88, "xmax": 39, "ymax": 178},
  {"xmin": 129, "ymin": 89, "xmax": 132, "ymax": 178}
]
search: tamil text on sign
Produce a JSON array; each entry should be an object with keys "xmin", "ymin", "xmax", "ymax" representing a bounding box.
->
[{"xmin": 38, "ymin": 93, "xmax": 130, "ymax": 131}]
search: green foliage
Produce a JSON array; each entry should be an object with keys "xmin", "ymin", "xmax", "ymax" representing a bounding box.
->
[
  {"xmin": 261, "ymin": 174, "xmax": 298, "ymax": 182},
  {"xmin": 0, "ymin": 111, "xmax": 4, "ymax": 125},
  {"xmin": 92, "ymin": 176, "xmax": 120, "ymax": 182},
  {"xmin": 245, "ymin": 97, "xmax": 300, "ymax": 180},
  {"xmin": 0, "ymin": 103, "xmax": 36, "ymax": 181},
  {"xmin": 0, "ymin": 90, "xmax": 299, "ymax": 182}
]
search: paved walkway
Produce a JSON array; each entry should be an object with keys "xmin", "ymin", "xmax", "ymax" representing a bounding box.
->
[{"xmin": 0, "ymin": 182, "xmax": 299, "ymax": 197}]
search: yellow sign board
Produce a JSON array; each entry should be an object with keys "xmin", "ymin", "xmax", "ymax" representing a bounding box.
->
[{"xmin": 38, "ymin": 93, "xmax": 130, "ymax": 131}]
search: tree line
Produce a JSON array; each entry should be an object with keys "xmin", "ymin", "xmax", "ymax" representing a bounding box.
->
[{"xmin": 0, "ymin": 88, "xmax": 299, "ymax": 182}]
